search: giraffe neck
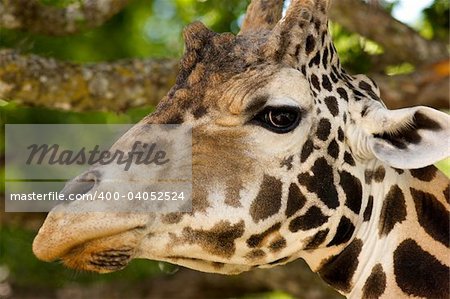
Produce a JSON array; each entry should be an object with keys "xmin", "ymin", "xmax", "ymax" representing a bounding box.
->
[{"xmin": 301, "ymin": 163, "xmax": 449, "ymax": 298}]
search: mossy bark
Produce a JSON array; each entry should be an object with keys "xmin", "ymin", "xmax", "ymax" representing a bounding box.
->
[
  {"xmin": 0, "ymin": 0, "xmax": 131, "ymax": 36},
  {"xmin": 1, "ymin": 49, "xmax": 448, "ymax": 111},
  {"xmin": 0, "ymin": 50, "xmax": 178, "ymax": 111},
  {"xmin": 330, "ymin": 0, "xmax": 448, "ymax": 66}
]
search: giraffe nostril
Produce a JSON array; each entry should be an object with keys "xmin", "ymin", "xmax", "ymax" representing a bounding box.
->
[{"xmin": 61, "ymin": 170, "xmax": 100, "ymax": 197}]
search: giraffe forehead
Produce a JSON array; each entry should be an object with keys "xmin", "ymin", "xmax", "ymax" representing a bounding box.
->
[
  {"xmin": 149, "ymin": 44, "xmax": 272, "ymax": 124},
  {"xmin": 177, "ymin": 32, "xmax": 268, "ymax": 89},
  {"xmin": 154, "ymin": 64, "xmax": 298, "ymax": 126},
  {"xmin": 227, "ymin": 67, "xmax": 313, "ymax": 115}
]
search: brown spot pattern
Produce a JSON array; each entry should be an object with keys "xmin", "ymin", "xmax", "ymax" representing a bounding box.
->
[
  {"xmin": 363, "ymin": 196, "xmax": 374, "ymax": 222},
  {"xmin": 343, "ymin": 152, "xmax": 355, "ymax": 166},
  {"xmin": 246, "ymin": 249, "xmax": 266, "ymax": 260},
  {"xmin": 379, "ymin": 185, "xmax": 406, "ymax": 237},
  {"xmin": 373, "ymin": 166, "xmax": 386, "ymax": 182},
  {"xmin": 269, "ymin": 237, "xmax": 287, "ymax": 252},
  {"xmin": 364, "ymin": 170, "xmax": 373, "ymax": 184},
  {"xmin": 289, "ymin": 206, "xmax": 328, "ymax": 232},
  {"xmin": 247, "ymin": 222, "xmax": 281, "ymax": 248},
  {"xmin": 410, "ymin": 165, "xmax": 437, "ymax": 182},
  {"xmin": 393, "ymin": 168, "xmax": 404, "ymax": 174},
  {"xmin": 305, "ymin": 35, "xmax": 316, "ymax": 54},
  {"xmin": 182, "ymin": 220, "xmax": 245, "ymax": 258},
  {"xmin": 285, "ymin": 183, "xmax": 306, "ymax": 218},
  {"xmin": 280, "ymin": 155, "xmax": 294, "ymax": 170},
  {"xmin": 327, "ymin": 216, "xmax": 355, "ymax": 247},
  {"xmin": 298, "ymin": 158, "xmax": 339, "ymax": 209},
  {"xmin": 300, "ymin": 139, "xmax": 315, "ymax": 163},
  {"xmin": 410, "ymin": 188, "xmax": 449, "ymax": 247},
  {"xmin": 316, "ymin": 118, "xmax": 332, "ymax": 141},
  {"xmin": 337, "ymin": 127, "xmax": 344, "ymax": 141},
  {"xmin": 394, "ymin": 239, "xmax": 449, "ymax": 298},
  {"xmin": 319, "ymin": 239, "xmax": 363, "ymax": 292},
  {"xmin": 365, "ymin": 167, "xmax": 385, "ymax": 185},
  {"xmin": 362, "ymin": 264, "xmax": 386, "ymax": 298},
  {"xmin": 327, "ymin": 139, "xmax": 339, "ymax": 159},
  {"xmin": 161, "ymin": 213, "xmax": 184, "ymax": 224},
  {"xmin": 250, "ymin": 175, "xmax": 283, "ymax": 222},
  {"xmin": 339, "ymin": 170, "xmax": 362, "ymax": 214},
  {"xmin": 304, "ymin": 229, "xmax": 329, "ymax": 249}
]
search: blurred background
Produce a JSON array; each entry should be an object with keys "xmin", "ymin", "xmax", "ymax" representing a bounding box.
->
[{"xmin": 0, "ymin": 0, "xmax": 449, "ymax": 298}]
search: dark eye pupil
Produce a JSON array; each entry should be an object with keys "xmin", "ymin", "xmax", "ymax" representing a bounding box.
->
[
  {"xmin": 251, "ymin": 105, "xmax": 301, "ymax": 134},
  {"xmin": 268, "ymin": 110, "xmax": 296, "ymax": 128}
]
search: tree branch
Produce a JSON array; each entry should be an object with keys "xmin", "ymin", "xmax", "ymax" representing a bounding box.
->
[
  {"xmin": 0, "ymin": 0, "xmax": 131, "ymax": 36},
  {"xmin": 0, "ymin": 49, "xmax": 178, "ymax": 111},
  {"xmin": 1, "ymin": 50, "xmax": 448, "ymax": 112},
  {"xmin": 371, "ymin": 59, "xmax": 450, "ymax": 110},
  {"xmin": 330, "ymin": 0, "xmax": 449, "ymax": 66}
]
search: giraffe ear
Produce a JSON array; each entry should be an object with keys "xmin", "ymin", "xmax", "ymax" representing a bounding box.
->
[{"xmin": 364, "ymin": 106, "xmax": 450, "ymax": 169}]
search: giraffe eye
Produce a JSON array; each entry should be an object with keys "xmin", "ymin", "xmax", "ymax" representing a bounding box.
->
[{"xmin": 252, "ymin": 106, "xmax": 302, "ymax": 134}]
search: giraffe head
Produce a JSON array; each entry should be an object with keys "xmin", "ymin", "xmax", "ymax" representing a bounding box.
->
[{"xmin": 33, "ymin": 0, "xmax": 450, "ymax": 278}]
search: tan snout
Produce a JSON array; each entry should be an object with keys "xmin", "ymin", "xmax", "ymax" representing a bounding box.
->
[{"xmin": 33, "ymin": 209, "xmax": 148, "ymax": 263}]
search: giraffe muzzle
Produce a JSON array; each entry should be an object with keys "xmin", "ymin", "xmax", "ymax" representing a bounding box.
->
[{"xmin": 32, "ymin": 205, "xmax": 149, "ymax": 264}]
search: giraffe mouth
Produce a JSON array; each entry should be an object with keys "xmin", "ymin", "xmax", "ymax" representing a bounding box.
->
[
  {"xmin": 32, "ymin": 209, "xmax": 149, "ymax": 266},
  {"xmin": 61, "ymin": 244, "xmax": 135, "ymax": 273},
  {"xmin": 88, "ymin": 249, "xmax": 133, "ymax": 271},
  {"xmin": 57, "ymin": 230, "xmax": 141, "ymax": 273}
]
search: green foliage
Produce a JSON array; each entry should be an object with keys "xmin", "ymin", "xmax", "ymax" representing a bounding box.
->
[
  {"xmin": 173, "ymin": 0, "xmax": 250, "ymax": 33},
  {"xmin": 0, "ymin": 0, "xmax": 249, "ymax": 62},
  {"xmin": 0, "ymin": 226, "xmax": 163, "ymax": 289},
  {"xmin": 2, "ymin": 0, "xmax": 446, "ymax": 75},
  {"xmin": 0, "ymin": 0, "xmax": 159, "ymax": 62},
  {"xmin": 330, "ymin": 23, "xmax": 375, "ymax": 74},
  {"xmin": 385, "ymin": 62, "xmax": 415, "ymax": 76},
  {"xmin": 436, "ymin": 159, "xmax": 450, "ymax": 178},
  {"xmin": 422, "ymin": 0, "xmax": 450, "ymax": 41},
  {"xmin": 242, "ymin": 291, "xmax": 296, "ymax": 299},
  {"xmin": 39, "ymin": 0, "xmax": 80, "ymax": 7},
  {"xmin": 1, "ymin": 102, "xmax": 154, "ymax": 125}
]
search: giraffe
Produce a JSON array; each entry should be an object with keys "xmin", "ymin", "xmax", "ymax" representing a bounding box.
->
[{"xmin": 32, "ymin": 0, "xmax": 450, "ymax": 298}]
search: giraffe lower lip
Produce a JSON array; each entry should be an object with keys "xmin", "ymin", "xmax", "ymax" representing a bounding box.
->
[
  {"xmin": 46, "ymin": 226, "xmax": 144, "ymax": 273},
  {"xmin": 61, "ymin": 244, "xmax": 135, "ymax": 273},
  {"xmin": 87, "ymin": 251, "xmax": 132, "ymax": 273}
]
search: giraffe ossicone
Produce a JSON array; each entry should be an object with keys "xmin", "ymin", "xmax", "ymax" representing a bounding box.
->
[{"xmin": 33, "ymin": 0, "xmax": 450, "ymax": 298}]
